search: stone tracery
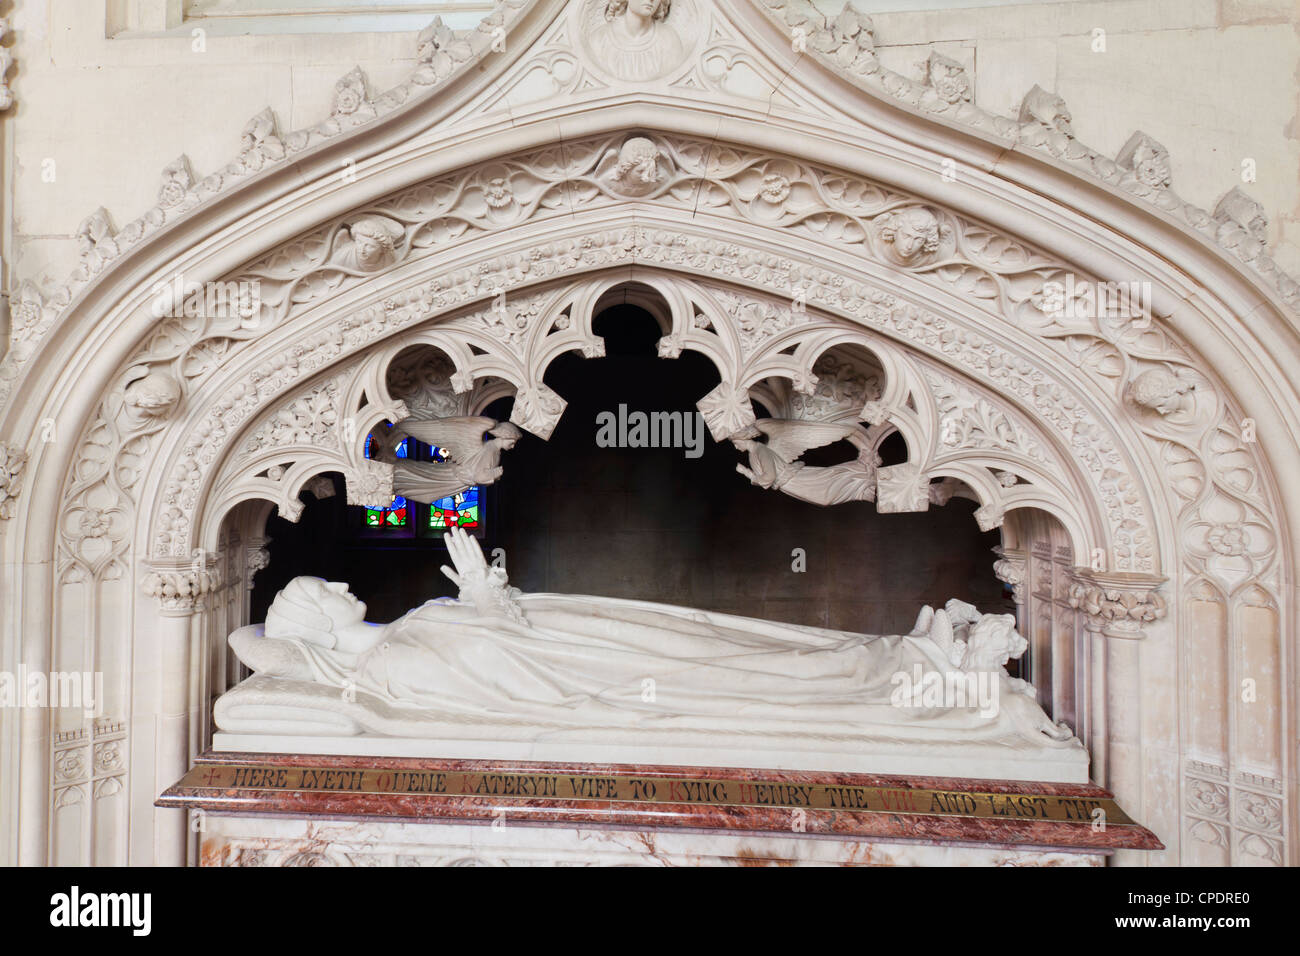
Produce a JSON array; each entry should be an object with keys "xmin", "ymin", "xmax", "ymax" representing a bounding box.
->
[{"xmin": 0, "ymin": 0, "xmax": 1292, "ymax": 867}]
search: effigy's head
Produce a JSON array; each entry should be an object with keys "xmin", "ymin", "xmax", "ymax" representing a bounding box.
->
[{"xmin": 265, "ymin": 577, "xmax": 367, "ymax": 648}]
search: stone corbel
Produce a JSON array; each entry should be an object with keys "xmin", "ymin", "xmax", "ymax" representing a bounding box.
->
[
  {"xmin": 1066, "ymin": 568, "xmax": 1168, "ymax": 639},
  {"xmin": 245, "ymin": 544, "xmax": 271, "ymax": 592},
  {"xmin": 992, "ymin": 546, "xmax": 1028, "ymax": 605}
]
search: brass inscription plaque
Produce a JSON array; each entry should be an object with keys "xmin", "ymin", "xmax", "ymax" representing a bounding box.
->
[{"xmin": 178, "ymin": 763, "xmax": 1137, "ymax": 826}]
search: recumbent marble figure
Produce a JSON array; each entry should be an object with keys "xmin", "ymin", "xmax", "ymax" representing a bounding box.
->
[{"xmin": 216, "ymin": 528, "xmax": 1084, "ymax": 779}]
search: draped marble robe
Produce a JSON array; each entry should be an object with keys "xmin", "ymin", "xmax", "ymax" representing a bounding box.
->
[{"xmin": 215, "ymin": 532, "xmax": 1077, "ymax": 754}]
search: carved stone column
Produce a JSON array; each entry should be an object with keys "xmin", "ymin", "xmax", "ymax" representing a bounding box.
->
[
  {"xmin": 1067, "ymin": 569, "xmax": 1167, "ymax": 829},
  {"xmin": 140, "ymin": 558, "xmax": 221, "ymax": 866}
]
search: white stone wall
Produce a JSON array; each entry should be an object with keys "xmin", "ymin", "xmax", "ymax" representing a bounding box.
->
[{"xmin": 3, "ymin": 0, "xmax": 1297, "ymax": 296}]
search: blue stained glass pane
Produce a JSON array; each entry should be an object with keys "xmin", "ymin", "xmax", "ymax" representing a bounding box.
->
[{"xmin": 396, "ymin": 439, "xmax": 409, "ymax": 459}]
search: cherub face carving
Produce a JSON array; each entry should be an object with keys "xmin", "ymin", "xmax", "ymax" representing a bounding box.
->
[
  {"xmin": 1129, "ymin": 369, "xmax": 1190, "ymax": 416},
  {"xmin": 879, "ymin": 206, "xmax": 948, "ymax": 263},
  {"xmin": 125, "ymin": 372, "xmax": 182, "ymax": 419},
  {"xmin": 607, "ymin": 137, "xmax": 668, "ymax": 196},
  {"xmin": 346, "ymin": 217, "xmax": 399, "ymax": 272},
  {"xmin": 606, "ymin": 0, "xmax": 671, "ymax": 20}
]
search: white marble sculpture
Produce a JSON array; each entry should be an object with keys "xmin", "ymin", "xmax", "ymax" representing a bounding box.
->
[
  {"xmin": 732, "ymin": 419, "xmax": 877, "ymax": 506},
  {"xmin": 373, "ymin": 416, "xmax": 521, "ymax": 505},
  {"xmin": 589, "ymin": 0, "xmax": 687, "ymax": 82},
  {"xmin": 216, "ymin": 528, "xmax": 1080, "ymax": 776}
]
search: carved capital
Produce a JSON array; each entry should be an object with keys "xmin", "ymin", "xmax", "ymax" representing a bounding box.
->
[
  {"xmin": 141, "ymin": 557, "xmax": 223, "ymax": 615},
  {"xmin": 0, "ymin": 441, "xmax": 27, "ymax": 520},
  {"xmin": 1066, "ymin": 568, "xmax": 1168, "ymax": 639}
]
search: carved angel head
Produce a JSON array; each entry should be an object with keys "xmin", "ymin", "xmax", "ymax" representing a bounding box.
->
[
  {"xmin": 1129, "ymin": 368, "xmax": 1190, "ymax": 416},
  {"xmin": 612, "ymin": 137, "xmax": 664, "ymax": 193},
  {"xmin": 125, "ymin": 371, "xmax": 182, "ymax": 419},
  {"xmin": 960, "ymin": 613, "xmax": 1026, "ymax": 672},
  {"xmin": 606, "ymin": 0, "xmax": 672, "ymax": 21},
  {"xmin": 488, "ymin": 421, "xmax": 523, "ymax": 449},
  {"xmin": 1214, "ymin": 188, "xmax": 1269, "ymax": 244},
  {"xmin": 346, "ymin": 217, "xmax": 401, "ymax": 272},
  {"xmin": 879, "ymin": 206, "xmax": 948, "ymax": 263}
]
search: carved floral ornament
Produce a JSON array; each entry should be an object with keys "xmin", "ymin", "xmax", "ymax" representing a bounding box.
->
[
  {"xmin": 1066, "ymin": 570, "xmax": 1168, "ymax": 640},
  {"xmin": 758, "ymin": 0, "xmax": 1299, "ymax": 313},
  {"xmin": 164, "ymin": 258, "xmax": 1131, "ymax": 572},
  {"xmin": 0, "ymin": 11, "xmax": 1271, "ymax": 611},
  {"xmin": 90, "ymin": 104, "xmax": 1226, "ymax": 577},
  {"xmin": 46, "ymin": 133, "xmax": 1260, "ymax": 585},
  {"xmin": 0, "ymin": 2, "xmax": 1290, "ymax": 869},
  {"xmin": 0, "ymin": 0, "xmax": 1296, "ymax": 427},
  {"xmin": 28, "ymin": 110, "xmax": 1270, "ymax": 607}
]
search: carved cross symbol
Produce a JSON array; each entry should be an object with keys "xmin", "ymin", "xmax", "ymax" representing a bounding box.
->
[{"xmin": 201, "ymin": 767, "xmax": 223, "ymax": 787}]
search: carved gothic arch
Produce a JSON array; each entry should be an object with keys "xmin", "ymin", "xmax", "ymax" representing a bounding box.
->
[
  {"xmin": 0, "ymin": 0, "xmax": 1293, "ymax": 866},
  {"xmin": 186, "ymin": 267, "xmax": 1107, "ymax": 563}
]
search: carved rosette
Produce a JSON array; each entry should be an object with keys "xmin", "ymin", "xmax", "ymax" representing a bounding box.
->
[
  {"xmin": 875, "ymin": 462, "xmax": 929, "ymax": 514},
  {"xmin": 343, "ymin": 460, "xmax": 395, "ymax": 509},
  {"xmin": 510, "ymin": 384, "xmax": 567, "ymax": 440},
  {"xmin": 140, "ymin": 559, "xmax": 223, "ymax": 615},
  {"xmin": 697, "ymin": 382, "xmax": 757, "ymax": 442},
  {"xmin": 1066, "ymin": 569, "xmax": 1168, "ymax": 639}
]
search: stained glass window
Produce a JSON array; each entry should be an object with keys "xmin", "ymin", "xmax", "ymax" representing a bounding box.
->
[
  {"xmin": 428, "ymin": 487, "xmax": 481, "ymax": 530},
  {"xmin": 365, "ymin": 495, "xmax": 410, "ymax": 529},
  {"xmin": 364, "ymin": 435, "xmax": 409, "ymax": 459}
]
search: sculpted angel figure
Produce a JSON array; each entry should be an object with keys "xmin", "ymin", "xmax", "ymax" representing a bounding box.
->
[
  {"xmin": 373, "ymin": 415, "xmax": 522, "ymax": 505},
  {"xmin": 217, "ymin": 528, "xmax": 1077, "ymax": 753},
  {"xmin": 733, "ymin": 419, "xmax": 877, "ymax": 506},
  {"xmin": 591, "ymin": 0, "xmax": 686, "ymax": 82}
]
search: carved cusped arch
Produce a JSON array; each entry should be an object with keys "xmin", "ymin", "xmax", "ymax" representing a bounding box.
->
[{"xmin": 2, "ymin": 0, "xmax": 1295, "ymax": 868}]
